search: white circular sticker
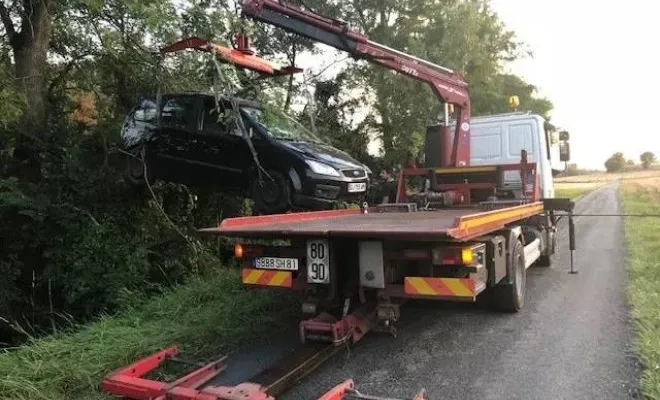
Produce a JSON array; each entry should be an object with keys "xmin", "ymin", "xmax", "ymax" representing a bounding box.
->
[{"xmin": 461, "ymin": 122, "xmax": 470, "ymax": 131}]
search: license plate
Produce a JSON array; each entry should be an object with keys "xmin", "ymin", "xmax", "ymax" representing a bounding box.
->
[
  {"xmin": 348, "ymin": 182, "xmax": 367, "ymax": 193},
  {"xmin": 307, "ymin": 239, "xmax": 330, "ymax": 284},
  {"xmin": 253, "ymin": 257, "xmax": 299, "ymax": 271}
]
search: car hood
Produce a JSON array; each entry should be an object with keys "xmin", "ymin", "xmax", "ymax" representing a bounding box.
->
[{"xmin": 279, "ymin": 140, "xmax": 366, "ymax": 170}]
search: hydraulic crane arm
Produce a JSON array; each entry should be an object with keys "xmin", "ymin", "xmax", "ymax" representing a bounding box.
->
[{"xmin": 241, "ymin": 0, "xmax": 472, "ymax": 167}]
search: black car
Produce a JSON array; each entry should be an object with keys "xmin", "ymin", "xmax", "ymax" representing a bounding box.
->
[{"xmin": 120, "ymin": 92, "xmax": 371, "ymax": 214}]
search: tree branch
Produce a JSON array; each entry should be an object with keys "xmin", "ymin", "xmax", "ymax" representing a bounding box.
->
[{"xmin": 0, "ymin": 1, "xmax": 16, "ymax": 43}]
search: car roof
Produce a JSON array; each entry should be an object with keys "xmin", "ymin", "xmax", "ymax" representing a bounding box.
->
[{"xmin": 158, "ymin": 92, "xmax": 262, "ymax": 109}]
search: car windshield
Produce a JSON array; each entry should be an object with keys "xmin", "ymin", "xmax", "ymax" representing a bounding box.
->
[{"xmin": 241, "ymin": 106, "xmax": 324, "ymax": 143}]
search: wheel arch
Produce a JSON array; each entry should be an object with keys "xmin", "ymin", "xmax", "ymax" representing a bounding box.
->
[{"xmin": 501, "ymin": 226, "xmax": 525, "ymax": 286}]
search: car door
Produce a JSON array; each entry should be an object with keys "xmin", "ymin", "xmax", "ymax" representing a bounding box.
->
[
  {"xmin": 195, "ymin": 97, "xmax": 253, "ymax": 189},
  {"xmin": 155, "ymin": 94, "xmax": 199, "ymax": 173}
]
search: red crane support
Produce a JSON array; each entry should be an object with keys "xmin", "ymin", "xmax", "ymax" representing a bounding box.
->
[{"xmin": 241, "ymin": 0, "xmax": 472, "ymax": 167}]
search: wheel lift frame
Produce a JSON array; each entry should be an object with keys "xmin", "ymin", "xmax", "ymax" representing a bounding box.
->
[{"xmin": 100, "ymin": 304, "xmax": 426, "ymax": 400}]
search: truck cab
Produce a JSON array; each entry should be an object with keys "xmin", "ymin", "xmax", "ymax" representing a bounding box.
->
[
  {"xmin": 425, "ymin": 111, "xmax": 570, "ymax": 200},
  {"xmin": 467, "ymin": 112, "xmax": 568, "ymax": 199}
]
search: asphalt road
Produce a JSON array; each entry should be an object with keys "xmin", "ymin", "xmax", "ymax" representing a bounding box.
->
[{"xmin": 216, "ymin": 183, "xmax": 641, "ymax": 399}]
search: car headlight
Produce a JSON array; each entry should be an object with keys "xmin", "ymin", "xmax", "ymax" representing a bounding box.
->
[{"xmin": 306, "ymin": 160, "xmax": 340, "ymax": 177}]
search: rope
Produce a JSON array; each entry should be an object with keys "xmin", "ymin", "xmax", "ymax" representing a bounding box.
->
[
  {"xmin": 559, "ymin": 213, "xmax": 660, "ymax": 217},
  {"xmin": 209, "ymin": 49, "xmax": 272, "ymax": 184}
]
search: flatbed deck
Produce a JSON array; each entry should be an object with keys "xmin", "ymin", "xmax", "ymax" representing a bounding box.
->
[{"xmin": 200, "ymin": 202, "xmax": 545, "ymax": 241}]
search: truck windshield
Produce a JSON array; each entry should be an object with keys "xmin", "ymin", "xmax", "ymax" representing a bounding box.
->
[{"xmin": 241, "ymin": 106, "xmax": 323, "ymax": 143}]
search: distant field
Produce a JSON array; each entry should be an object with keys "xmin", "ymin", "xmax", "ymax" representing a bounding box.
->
[
  {"xmin": 621, "ymin": 175, "xmax": 660, "ymax": 398},
  {"xmin": 555, "ymin": 168, "xmax": 660, "ymax": 184},
  {"xmin": 554, "ymin": 169, "xmax": 660, "ymax": 199}
]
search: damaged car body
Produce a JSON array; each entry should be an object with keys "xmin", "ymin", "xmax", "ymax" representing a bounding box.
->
[{"xmin": 120, "ymin": 92, "xmax": 371, "ymax": 214}]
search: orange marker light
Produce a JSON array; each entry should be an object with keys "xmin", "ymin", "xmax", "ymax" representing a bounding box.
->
[
  {"xmin": 234, "ymin": 244, "xmax": 244, "ymax": 259},
  {"xmin": 461, "ymin": 248, "xmax": 474, "ymax": 265}
]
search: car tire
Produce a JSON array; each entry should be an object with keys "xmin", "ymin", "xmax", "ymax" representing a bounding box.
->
[
  {"xmin": 492, "ymin": 240, "xmax": 526, "ymax": 313},
  {"xmin": 124, "ymin": 146, "xmax": 155, "ymax": 187},
  {"xmin": 251, "ymin": 170, "xmax": 292, "ymax": 215}
]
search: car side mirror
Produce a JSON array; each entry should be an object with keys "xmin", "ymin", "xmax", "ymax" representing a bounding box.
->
[{"xmin": 559, "ymin": 142, "xmax": 570, "ymax": 162}]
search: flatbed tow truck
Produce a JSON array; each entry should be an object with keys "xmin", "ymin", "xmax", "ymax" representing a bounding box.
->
[{"xmin": 100, "ymin": 1, "xmax": 576, "ymax": 399}]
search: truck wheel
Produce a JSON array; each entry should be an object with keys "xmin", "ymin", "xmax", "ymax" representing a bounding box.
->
[
  {"xmin": 535, "ymin": 232, "xmax": 555, "ymax": 267},
  {"xmin": 493, "ymin": 240, "xmax": 526, "ymax": 312},
  {"xmin": 251, "ymin": 170, "xmax": 292, "ymax": 215}
]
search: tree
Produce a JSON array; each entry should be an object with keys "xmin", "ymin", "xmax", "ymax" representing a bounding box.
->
[
  {"xmin": 0, "ymin": 0, "xmax": 57, "ymax": 124},
  {"xmin": 334, "ymin": 0, "xmax": 551, "ymax": 165},
  {"xmin": 604, "ymin": 152, "xmax": 626, "ymax": 173},
  {"xmin": 640, "ymin": 151, "xmax": 656, "ymax": 169}
]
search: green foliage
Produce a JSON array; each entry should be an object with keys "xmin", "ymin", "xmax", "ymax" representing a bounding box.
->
[
  {"xmin": 0, "ymin": 0, "xmax": 557, "ymax": 347},
  {"xmin": 605, "ymin": 152, "xmax": 626, "ymax": 173},
  {"xmin": 641, "ymin": 152, "xmax": 657, "ymax": 169},
  {"xmin": 0, "ymin": 269, "xmax": 298, "ymax": 400},
  {"xmin": 326, "ymin": 0, "xmax": 553, "ymax": 165}
]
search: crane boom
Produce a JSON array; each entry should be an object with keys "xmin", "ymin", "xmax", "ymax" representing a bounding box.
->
[{"xmin": 241, "ymin": 0, "xmax": 472, "ymax": 167}]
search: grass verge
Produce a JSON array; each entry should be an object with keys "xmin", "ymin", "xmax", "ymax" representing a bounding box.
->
[
  {"xmin": 0, "ymin": 269, "xmax": 298, "ymax": 400},
  {"xmin": 622, "ymin": 180, "xmax": 660, "ymax": 399},
  {"xmin": 555, "ymin": 186, "xmax": 592, "ymax": 200}
]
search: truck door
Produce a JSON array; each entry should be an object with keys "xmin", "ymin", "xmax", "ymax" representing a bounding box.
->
[{"xmin": 195, "ymin": 97, "xmax": 252, "ymax": 189}]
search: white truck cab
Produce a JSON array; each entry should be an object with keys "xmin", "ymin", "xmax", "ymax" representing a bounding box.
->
[
  {"xmin": 427, "ymin": 111, "xmax": 570, "ymax": 199},
  {"xmin": 467, "ymin": 112, "xmax": 567, "ymax": 199}
]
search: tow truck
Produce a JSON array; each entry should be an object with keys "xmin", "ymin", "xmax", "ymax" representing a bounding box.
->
[{"xmin": 100, "ymin": 1, "xmax": 576, "ymax": 399}]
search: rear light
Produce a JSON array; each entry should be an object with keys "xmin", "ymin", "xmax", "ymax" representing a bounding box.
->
[
  {"xmin": 234, "ymin": 244, "xmax": 244, "ymax": 259},
  {"xmin": 461, "ymin": 248, "xmax": 473, "ymax": 265},
  {"xmin": 432, "ymin": 247, "xmax": 477, "ymax": 266},
  {"xmin": 234, "ymin": 244, "xmax": 263, "ymax": 259}
]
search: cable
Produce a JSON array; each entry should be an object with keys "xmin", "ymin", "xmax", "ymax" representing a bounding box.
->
[
  {"xmin": 209, "ymin": 50, "xmax": 272, "ymax": 184},
  {"xmin": 560, "ymin": 213, "xmax": 660, "ymax": 217}
]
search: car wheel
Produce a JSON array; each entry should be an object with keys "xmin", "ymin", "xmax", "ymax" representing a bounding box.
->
[
  {"xmin": 251, "ymin": 170, "xmax": 292, "ymax": 215},
  {"xmin": 124, "ymin": 146, "xmax": 155, "ymax": 187}
]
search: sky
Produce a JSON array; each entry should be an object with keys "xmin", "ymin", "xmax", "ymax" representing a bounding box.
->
[
  {"xmin": 292, "ymin": 0, "xmax": 660, "ymax": 170},
  {"xmin": 489, "ymin": 0, "xmax": 660, "ymax": 169}
]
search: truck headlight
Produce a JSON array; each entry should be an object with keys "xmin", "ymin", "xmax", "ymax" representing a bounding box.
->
[{"xmin": 306, "ymin": 160, "xmax": 340, "ymax": 177}]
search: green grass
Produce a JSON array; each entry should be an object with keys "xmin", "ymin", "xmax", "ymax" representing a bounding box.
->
[
  {"xmin": 0, "ymin": 269, "xmax": 298, "ymax": 400},
  {"xmin": 555, "ymin": 186, "xmax": 592, "ymax": 200},
  {"xmin": 622, "ymin": 183, "xmax": 660, "ymax": 399}
]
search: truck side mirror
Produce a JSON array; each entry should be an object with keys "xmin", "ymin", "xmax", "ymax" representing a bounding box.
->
[{"xmin": 559, "ymin": 142, "xmax": 570, "ymax": 162}]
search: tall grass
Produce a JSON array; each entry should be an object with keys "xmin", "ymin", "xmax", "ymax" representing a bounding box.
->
[
  {"xmin": 0, "ymin": 269, "xmax": 298, "ymax": 400},
  {"xmin": 622, "ymin": 181, "xmax": 660, "ymax": 399}
]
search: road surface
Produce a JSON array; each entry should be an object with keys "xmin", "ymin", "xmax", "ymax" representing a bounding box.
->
[{"xmin": 218, "ymin": 183, "xmax": 641, "ymax": 399}]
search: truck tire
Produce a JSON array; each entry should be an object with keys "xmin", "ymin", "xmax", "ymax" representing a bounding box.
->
[
  {"xmin": 251, "ymin": 170, "xmax": 292, "ymax": 215},
  {"xmin": 493, "ymin": 240, "xmax": 526, "ymax": 312},
  {"xmin": 535, "ymin": 232, "xmax": 555, "ymax": 267}
]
